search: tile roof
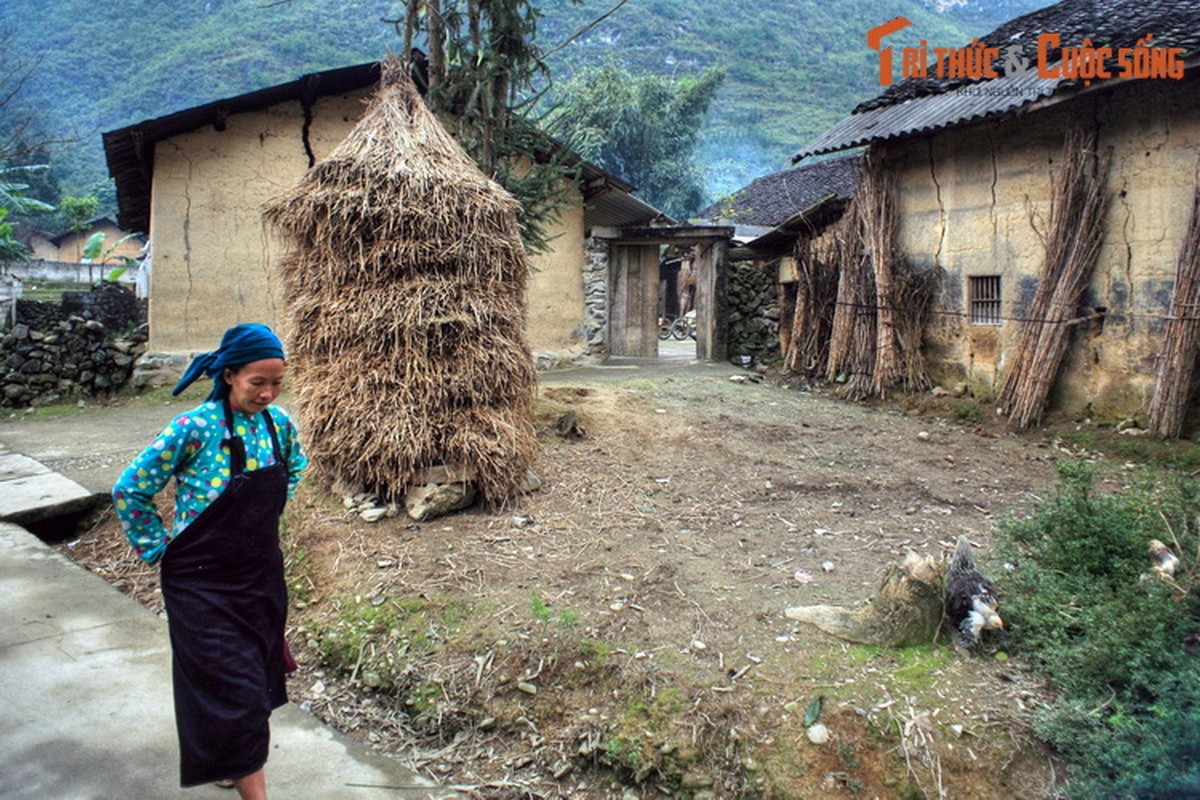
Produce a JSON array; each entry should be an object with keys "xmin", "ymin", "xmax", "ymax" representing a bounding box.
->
[
  {"xmin": 697, "ymin": 154, "xmax": 862, "ymax": 228},
  {"xmin": 794, "ymin": 0, "xmax": 1200, "ymax": 161}
]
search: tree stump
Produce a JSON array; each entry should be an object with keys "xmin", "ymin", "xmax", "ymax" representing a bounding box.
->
[{"xmin": 785, "ymin": 552, "xmax": 944, "ymax": 646}]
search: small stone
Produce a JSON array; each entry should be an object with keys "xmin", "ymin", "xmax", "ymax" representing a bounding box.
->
[
  {"xmin": 950, "ymin": 724, "xmax": 964, "ymax": 738},
  {"xmin": 360, "ymin": 506, "xmax": 387, "ymax": 523},
  {"xmin": 916, "ymin": 431, "xmax": 931, "ymax": 441},
  {"xmin": 517, "ymin": 681, "xmax": 538, "ymax": 695},
  {"xmin": 806, "ymin": 723, "xmax": 830, "ymax": 744}
]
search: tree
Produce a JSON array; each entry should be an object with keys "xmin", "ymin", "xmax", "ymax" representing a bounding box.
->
[
  {"xmin": 545, "ymin": 62, "xmax": 723, "ymax": 219},
  {"xmin": 59, "ymin": 195, "xmax": 100, "ymax": 233},
  {"xmin": 386, "ymin": 0, "xmax": 583, "ymax": 251}
]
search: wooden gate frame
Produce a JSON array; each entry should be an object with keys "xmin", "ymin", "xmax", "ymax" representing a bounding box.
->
[{"xmin": 597, "ymin": 226, "xmax": 733, "ymax": 362}]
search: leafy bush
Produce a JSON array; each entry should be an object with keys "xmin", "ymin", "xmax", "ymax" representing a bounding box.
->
[{"xmin": 995, "ymin": 462, "xmax": 1200, "ymax": 797}]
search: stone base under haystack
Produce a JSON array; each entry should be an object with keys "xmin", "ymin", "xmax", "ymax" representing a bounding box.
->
[{"xmin": 336, "ymin": 463, "xmax": 542, "ymax": 524}]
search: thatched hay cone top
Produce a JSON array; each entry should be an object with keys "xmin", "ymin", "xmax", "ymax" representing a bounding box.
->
[
  {"xmin": 264, "ymin": 55, "xmax": 538, "ymax": 505},
  {"xmin": 265, "ymin": 57, "xmax": 527, "ymax": 288}
]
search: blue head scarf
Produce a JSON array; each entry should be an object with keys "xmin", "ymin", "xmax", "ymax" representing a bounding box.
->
[{"xmin": 172, "ymin": 323, "xmax": 285, "ymax": 402}]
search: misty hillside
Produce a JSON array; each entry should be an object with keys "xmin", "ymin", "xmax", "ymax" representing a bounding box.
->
[{"xmin": 2, "ymin": 0, "xmax": 1050, "ymax": 214}]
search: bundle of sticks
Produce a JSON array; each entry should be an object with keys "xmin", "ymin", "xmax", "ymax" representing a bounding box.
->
[
  {"xmin": 783, "ymin": 224, "xmax": 840, "ymax": 377},
  {"xmin": 998, "ymin": 126, "xmax": 1111, "ymax": 429},
  {"xmin": 1147, "ymin": 178, "xmax": 1200, "ymax": 438}
]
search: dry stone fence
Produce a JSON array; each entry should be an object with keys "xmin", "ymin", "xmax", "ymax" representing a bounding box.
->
[
  {"xmin": 0, "ymin": 282, "xmax": 147, "ymax": 407},
  {"xmin": 726, "ymin": 260, "xmax": 781, "ymax": 366}
]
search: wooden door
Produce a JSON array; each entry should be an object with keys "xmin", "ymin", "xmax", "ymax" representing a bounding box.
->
[{"xmin": 609, "ymin": 243, "xmax": 661, "ymax": 357}]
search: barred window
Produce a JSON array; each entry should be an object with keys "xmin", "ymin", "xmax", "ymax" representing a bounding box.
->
[{"xmin": 968, "ymin": 275, "xmax": 1002, "ymax": 325}]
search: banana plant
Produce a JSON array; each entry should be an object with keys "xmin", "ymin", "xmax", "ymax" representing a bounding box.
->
[
  {"xmin": 0, "ymin": 165, "xmax": 54, "ymax": 215},
  {"xmin": 0, "ymin": 165, "xmax": 54, "ymax": 269},
  {"xmin": 82, "ymin": 231, "xmax": 141, "ymax": 282}
]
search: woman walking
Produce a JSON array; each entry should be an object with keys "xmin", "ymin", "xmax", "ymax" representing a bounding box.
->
[{"xmin": 112, "ymin": 323, "xmax": 307, "ymax": 799}]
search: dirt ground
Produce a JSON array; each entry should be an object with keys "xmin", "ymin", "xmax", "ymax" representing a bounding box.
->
[{"xmin": 65, "ymin": 362, "xmax": 1084, "ymax": 799}]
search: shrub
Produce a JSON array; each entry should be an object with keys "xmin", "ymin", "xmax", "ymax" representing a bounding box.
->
[{"xmin": 995, "ymin": 462, "xmax": 1200, "ymax": 797}]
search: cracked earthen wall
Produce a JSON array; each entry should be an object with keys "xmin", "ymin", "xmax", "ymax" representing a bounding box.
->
[
  {"xmin": 147, "ymin": 90, "xmax": 586, "ymax": 359},
  {"xmin": 889, "ymin": 77, "xmax": 1200, "ymax": 421}
]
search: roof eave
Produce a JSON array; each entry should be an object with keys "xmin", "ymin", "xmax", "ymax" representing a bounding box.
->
[{"xmin": 793, "ymin": 54, "xmax": 1200, "ymax": 163}]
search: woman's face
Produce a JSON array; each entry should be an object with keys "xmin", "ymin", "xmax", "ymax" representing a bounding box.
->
[{"xmin": 224, "ymin": 358, "xmax": 286, "ymax": 414}]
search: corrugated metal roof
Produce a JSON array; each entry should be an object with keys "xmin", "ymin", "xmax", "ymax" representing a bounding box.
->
[
  {"xmin": 794, "ymin": 67, "xmax": 1063, "ymax": 161},
  {"xmin": 584, "ymin": 189, "xmax": 670, "ymax": 228},
  {"xmin": 794, "ymin": 0, "xmax": 1200, "ymax": 162}
]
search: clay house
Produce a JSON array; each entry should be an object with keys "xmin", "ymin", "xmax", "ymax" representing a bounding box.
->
[
  {"xmin": 695, "ymin": 154, "xmax": 861, "ymax": 368},
  {"xmin": 48, "ymin": 216, "xmax": 145, "ymax": 265},
  {"xmin": 102, "ymin": 61, "xmax": 665, "ymax": 379},
  {"xmin": 790, "ymin": 0, "xmax": 1200, "ymax": 427},
  {"xmin": 13, "ymin": 217, "xmax": 144, "ymax": 284},
  {"xmin": 22, "ymin": 229, "xmax": 58, "ymax": 262}
]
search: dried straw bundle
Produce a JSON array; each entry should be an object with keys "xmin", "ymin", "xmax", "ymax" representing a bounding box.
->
[
  {"xmin": 782, "ymin": 229, "xmax": 839, "ymax": 377},
  {"xmin": 263, "ymin": 56, "xmax": 537, "ymax": 502},
  {"xmin": 998, "ymin": 127, "xmax": 1110, "ymax": 429},
  {"xmin": 840, "ymin": 251, "xmax": 878, "ymax": 401},
  {"xmin": 825, "ymin": 196, "xmax": 864, "ymax": 382},
  {"xmin": 892, "ymin": 263, "xmax": 941, "ymax": 392},
  {"xmin": 1147, "ymin": 179, "xmax": 1200, "ymax": 438},
  {"xmin": 818, "ymin": 151, "xmax": 937, "ymax": 400},
  {"xmin": 859, "ymin": 156, "xmax": 904, "ymax": 397}
]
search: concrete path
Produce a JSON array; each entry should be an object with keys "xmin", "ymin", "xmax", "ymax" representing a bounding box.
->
[
  {"xmin": 0, "ymin": 522, "xmax": 456, "ymax": 799},
  {"xmin": 0, "ymin": 397, "xmax": 458, "ymax": 799},
  {"xmin": 0, "ymin": 357, "xmax": 740, "ymax": 799}
]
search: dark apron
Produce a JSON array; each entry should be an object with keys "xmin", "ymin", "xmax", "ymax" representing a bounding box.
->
[{"xmin": 160, "ymin": 399, "xmax": 289, "ymax": 787}]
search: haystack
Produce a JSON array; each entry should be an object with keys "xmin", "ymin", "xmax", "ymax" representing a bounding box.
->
[{"xmin": 263, "ymin": 56, "xmax": 538, "ymax": 504}]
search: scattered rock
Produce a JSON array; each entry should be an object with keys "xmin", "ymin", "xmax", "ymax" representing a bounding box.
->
[
  {"xmin": 404, "ymin": 482, "xmax": 476, "ymax": 522},
  {"xmin": 806, "ymin": 723, "xmax": 830, "ymax": 744}
]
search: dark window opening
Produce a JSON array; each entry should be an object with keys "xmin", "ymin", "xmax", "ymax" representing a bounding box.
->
[{"xmin": 969, "ymin": 275, "xmax": 1002, "ymax": 326}]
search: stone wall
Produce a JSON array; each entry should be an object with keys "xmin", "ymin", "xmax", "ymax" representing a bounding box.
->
[
  {"xmin": 726, "ymin": 259, "xmax": 780, "ymax": 366},
  {"xmin": 582, "ymin": 236, "xmax": 609, "ymax": 357},
  {"xmin": 0, "ymin": 283, "xmax": 148, "ymax": 407}
]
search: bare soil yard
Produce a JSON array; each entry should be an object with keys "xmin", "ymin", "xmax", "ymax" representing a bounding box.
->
[{"xmin": 67, "ymin": 362, "xmax": 1100, "ymax": 799}]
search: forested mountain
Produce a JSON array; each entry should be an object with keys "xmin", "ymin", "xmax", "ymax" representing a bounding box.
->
[{"xmin": 1, "ymin": 0, "xmax": 1048, "ymax": 221}]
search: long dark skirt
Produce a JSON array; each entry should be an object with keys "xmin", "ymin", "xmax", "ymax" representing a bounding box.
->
[{"xmin": 160, "ymin": 460, "xmax": 289, "ymax": 787}]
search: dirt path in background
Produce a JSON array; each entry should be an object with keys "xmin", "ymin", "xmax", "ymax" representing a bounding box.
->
[{"xmin": 62, "ymin": 363, "xmax": 1072, "ymax": 798}]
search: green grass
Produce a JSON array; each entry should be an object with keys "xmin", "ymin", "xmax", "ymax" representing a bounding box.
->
[
  {"xmin": 1055, "ymin": 427, "xmax": 1200, "ymax": 473},
  {"xmin": 17, "ymin": 280, "xmax": 91, "ymax": 303}
]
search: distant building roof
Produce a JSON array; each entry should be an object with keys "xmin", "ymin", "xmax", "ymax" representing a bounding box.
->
[
  {"xmin": 697, "ymin": 154, "xmax": 862, "ymax": 228},
  {"xmin": 48, "ymin": 216, "xmax": 139, "ymax": 247},
  {"xmin": 794, "ymin": 0, "xmax": 1200, "ymax": 161},
  {"xmin": 103, "ymin": 61, "xmax": 667, "ymax": 235}
]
